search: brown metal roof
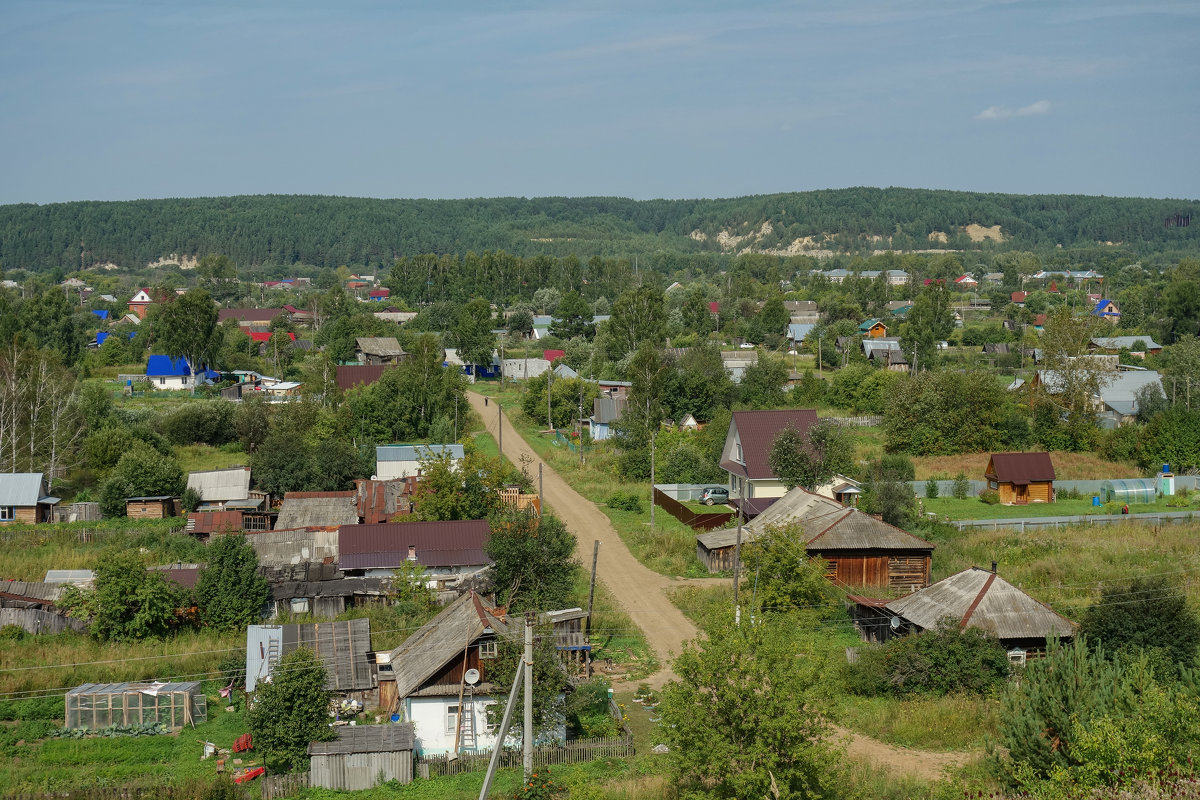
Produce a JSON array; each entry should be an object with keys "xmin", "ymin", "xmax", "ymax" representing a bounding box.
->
[
  {"xmin": 186, "ymin": 511, "xmax": 244, "ymax": 535},
  {"xmin": 720, "ymin": 409, "xmax": 819, "ymax": 480},
  {"xmin": 885, "ymin": 567, "xmax": 1075, "ymax": 642},
  {"xmin": 985, "ymin": 452, "xmax": 1055, "ymax": 485},
  {"xmin": 336, "ymin": 364, "xmax": 396, "ymax": 390},
  {"xmin": 805, "ymin": 508, "xmax": 935, "ymax": 552},
  {"xmin": 339, "ymin": 520, "xmax": 491, "ymax": 570}
]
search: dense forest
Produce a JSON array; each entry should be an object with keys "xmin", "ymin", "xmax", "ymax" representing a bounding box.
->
[{"xmin": 1, "ymin": 188, "xmax": 1197, "ymax": 273}]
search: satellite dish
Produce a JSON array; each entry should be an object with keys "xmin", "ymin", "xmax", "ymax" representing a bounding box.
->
[
  {"xmin": 464, "ymin": 669, "xmax": 481, "ymax": 686},
  {"xmin": 889, "ymin": 616, "xmax": 901, "ymax": 630}
]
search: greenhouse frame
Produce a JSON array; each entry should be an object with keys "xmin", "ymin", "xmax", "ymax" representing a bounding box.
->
[
  {"xmin": 1100, "ymin": 479, "xmax": 1158, "ymax": 504},
  {"xmin": 65, "ymin": 681, "xmax": 207, "ymax": 730}
]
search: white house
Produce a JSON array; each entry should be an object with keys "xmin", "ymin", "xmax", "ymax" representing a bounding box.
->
[
  {"xmin": 374, "ymin": 444, "xmax": 464, "ymax": 481},
  {"xmin": 720, "ymin": 409, "xmax": 820, "ymax": 501}
]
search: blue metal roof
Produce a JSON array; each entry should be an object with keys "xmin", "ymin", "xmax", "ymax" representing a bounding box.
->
[
  {"xmin": 376, "ymin": 444, "xmax": 465, "ymax": 462},
  {"xmin": 145, "ymin": 355, "xmax": 218, "ymax": 380},
  {"xmin": 92, "ymin": 309, "xmax": 109, "ymax": 320}
]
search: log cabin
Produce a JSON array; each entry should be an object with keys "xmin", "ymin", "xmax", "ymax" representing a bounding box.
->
[
  {"xmin": 984, "ymin": 452, "xmax": 1055, "ymax": 505},
  {"xmin": 0, "ymin": 473, "xmax": 60, "ymax": 525}
]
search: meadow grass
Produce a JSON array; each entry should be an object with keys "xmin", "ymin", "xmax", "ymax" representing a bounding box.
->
[
  {"xmin": 173, "ymin": 443, "xmax": 249, "ymax": 474},
  {"xmin": 911, "ymin": 450, "xmax": 1142, "ymax": 481},
  {"xmin": 918, "ymin": 493, "xmax": 1197, "ymax": 520},
  {"xmin": 0, "ymin": 520, "xmax": 202, "ymax": 581},
  {"xmin": 830, "ymin": 693, "xmax": 1000, "ymax": 752}
]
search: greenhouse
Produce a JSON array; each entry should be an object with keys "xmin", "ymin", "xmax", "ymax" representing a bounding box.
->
[
  {"xmin": 1099, "ymin": 479, "xmax": 1158, "ymax": 505},
  {"xmin": 65, "ymin": 681, "xmax": 207, "ymax": 730}
]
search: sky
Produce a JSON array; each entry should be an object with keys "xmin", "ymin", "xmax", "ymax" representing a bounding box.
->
[{"xmin": 1, "ymin": 0, "xmax": 1197, "ymax": 205}]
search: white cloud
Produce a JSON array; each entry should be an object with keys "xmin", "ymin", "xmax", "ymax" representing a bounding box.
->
[{"xmin": 975, "ymin": 100, "xmax": 1052, "ymax": 120}]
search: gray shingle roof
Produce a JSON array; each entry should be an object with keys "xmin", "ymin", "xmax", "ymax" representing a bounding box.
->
[{"xmin": 274, "ymin": 492, "xmax": 360, "ymax": 530}]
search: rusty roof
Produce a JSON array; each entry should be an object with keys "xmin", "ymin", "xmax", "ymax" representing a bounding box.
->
[
  {"xmin": 985, "ymin": 452, "xmax": 1055, "ymax": 485},
  {"xmin": 185, "ymin": 511, "xmax": 244, "ymax": 535},
  {"xmin": 720, "ymin": 409, "xmax": 819, "ymax": 480},
  {"xmin": 339, "ymin": 520, "xmax": 491, "ymax": 570}
]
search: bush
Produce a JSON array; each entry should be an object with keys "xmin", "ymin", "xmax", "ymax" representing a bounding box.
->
[
  {"xmin": 979, "ymin": 489, "xmax": 1000, "ymax": 505},
  {"xmin": 0, "ymin": 624, "xmax": 24, "ymax": 641},
  {"xmin": 0, "ymin": 695, "xmax": 65, "ymax": 722},
  {"xmin": 606, "ymin": 491, "xmax": 643, "ymax": 512},
  {"xmin": 846, "ymin": 623, "xmax": 1010, "ymax": 697},
  {"xmin": 924, "ymin": 477, "xmax": 939, "ymax": 499}
]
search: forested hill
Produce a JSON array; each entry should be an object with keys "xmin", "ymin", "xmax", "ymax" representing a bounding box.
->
[{"xmin": 2, "ymin": 188, "xmax": 1198, "ymax": 272}]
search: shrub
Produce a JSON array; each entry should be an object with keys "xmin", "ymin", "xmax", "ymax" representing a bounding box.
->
[
  {"xmin": 924, "ymin": 477, "xmax": 939, "ymax": 499},
  {"xmin": 979, "ymin": 489, "xmax": 1000, "ymax": 505},
  {"xmin": 0, "ymin": 695, "xmax": 65, "ymax": 722},
  {"xmin": 0, "ymin": 624, "xmax": 24, "ymax": 641},
  {"xmin": 846, "ymin": 622, "xmax": 1010, "ymax": 697},
  {"xmin": 606, "ymin": 491, "xmax": 643, "ymax": 512},
  {"xmin": 952, "ymin": 472, "xmax": 970, "ymax": 500}
]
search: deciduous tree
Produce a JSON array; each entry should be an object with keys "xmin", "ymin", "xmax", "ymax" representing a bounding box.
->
[
  {"xmin": 248, "ymin": 648, "xmax": 334, "ymax": 773},
  {"xmin": 196, "ymin": 534, "xmax": 269, "ymax": 631}
]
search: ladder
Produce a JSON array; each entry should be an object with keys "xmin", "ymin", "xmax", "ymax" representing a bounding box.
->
[
  {"xmin": 266, "ymin": 638, "xmax": 281, "ymax": 672},
  {"xmin": 457, "ymin": 704, "xmax": 477, "ymax": 749}
]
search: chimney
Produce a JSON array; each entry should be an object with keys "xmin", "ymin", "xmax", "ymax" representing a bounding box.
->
[
  {"xmin": 991, "ymin": 561, "xmax": 997, "ymax": 574},
  {"xmin": 407, "ymin": 545, "xmax": 417, "ymax": 562}
]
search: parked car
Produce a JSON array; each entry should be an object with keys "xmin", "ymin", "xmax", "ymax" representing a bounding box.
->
[{"xmin": 700, "ymin": 486, "xmax": 730, "ymax": 505}]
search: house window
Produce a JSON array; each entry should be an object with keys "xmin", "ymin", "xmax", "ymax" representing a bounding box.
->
[
  {"xmin": 735, "ymin": 443, "xmax": 743, "ymax": 464},
  {"xmin": 0, "ymin": 506, "xmax": 13, "ymax": 521},
  {"xmin": 445, "ymin": 704, "xmax": 460, "ymax": 735},
  {"xmin": 479, "ymin": 640, "xmax": 498, "ymax": 659},
  {"xmin": 159, "ymin": 378, "xmax": 166, "ymax": 386},
  {"xmin": 988, "ymin": 480, "xmax": 998, "ymax": 490}
]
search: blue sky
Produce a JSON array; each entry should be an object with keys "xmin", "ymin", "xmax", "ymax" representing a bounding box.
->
[{"xmin": 2, "ymin": 0, "xmax": 1197, "ymax": 204}]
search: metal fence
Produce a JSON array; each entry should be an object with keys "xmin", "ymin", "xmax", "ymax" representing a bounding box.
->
[
  {"xmin": 952, "ymin": 510, "xmax": 1200, "ymax": 532},
  {"xmin": 825, "ymin": 414, "xmax": 884, "ymax": 427},
  {"xmin": 652, "ymin": 487, "xmax": 734, "ymax": 531}
]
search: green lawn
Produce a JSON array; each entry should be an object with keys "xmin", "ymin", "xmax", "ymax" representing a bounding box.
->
[{"xmin": 174, "ymin": 444, "xmax": 249, "ymax": 474}]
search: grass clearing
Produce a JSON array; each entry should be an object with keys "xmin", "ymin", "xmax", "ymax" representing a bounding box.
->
[
  {"xmin": 0, "ymin": 520, "xmax": 201, "ymax": 582},
  {"xmin": 173, "ymin": 443, "xmax": 248, "ymax": 474},
  {"xmin": 830, "ymin": 694, "xmax": 1000, "ymax": 751}
]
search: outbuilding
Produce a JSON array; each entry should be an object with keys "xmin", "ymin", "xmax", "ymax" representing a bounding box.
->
[
  {"xmin": 308, "ymin": 724, "xmax": 416, "ymax": 790},
  {"xmin": 984, "ymin": 452, "xmax": 1055, "ymax": 505},
  {"xmin": 66, "ymin": 681, "xmax": 206, "ymax": 730}
]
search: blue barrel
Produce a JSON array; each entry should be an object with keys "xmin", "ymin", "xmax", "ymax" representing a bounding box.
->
[{"xmin": 1092, "ymin": 496, "xmax": 1101, "ymax": 506}]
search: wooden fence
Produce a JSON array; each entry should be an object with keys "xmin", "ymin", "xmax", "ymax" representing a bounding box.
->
[
  {"xmin": 825, "ymin": 414, "xmax": 883, "ymax": 427},
  {"xmin": 419, "ymin": 733, "xmax": 636, "ymax": 779},
  {"xmin": 260, "ymin": 772, "xmax": 309, "ymax": 800},
  {"xmin": 652, "ymin": 488, "xmax": 734, "ymax": 531}
]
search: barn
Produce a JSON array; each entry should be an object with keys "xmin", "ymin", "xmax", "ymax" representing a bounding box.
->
[{"xmin": 984, "ymin": 452, "xmax": 1055, "ymax": 505}]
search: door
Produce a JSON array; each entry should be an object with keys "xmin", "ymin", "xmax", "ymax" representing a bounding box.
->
[{"xmin": 1015, "ymin": 484, "xmax": 1028, "ymax": 504}]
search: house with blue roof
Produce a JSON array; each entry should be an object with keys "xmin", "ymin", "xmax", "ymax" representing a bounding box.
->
[
  {"xmin": 145, "ymin": 355, "xmax": 219, "ymax": 389},
  {"xmin": 1090, "ymin": 299, "xmax": 1120, "ymax": 322},
  {"xmin": 375, "ymin": 444, "xmax": 465, "ymax": 481},
  {"xmin": 91, "ymin": 309, "xmax": 110, "ymax": 321}
]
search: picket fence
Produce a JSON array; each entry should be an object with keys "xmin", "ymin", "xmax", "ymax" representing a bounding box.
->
[{"xmin": 260, "ymin": 772, "xmax": 309, "ymax": 800}]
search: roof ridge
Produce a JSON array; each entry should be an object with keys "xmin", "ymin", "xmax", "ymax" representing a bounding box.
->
[
  {"xmin": 805, "ymin": 508, "xmax": 855, "ymax": 546},
  {"xmin": 959, "ymin": 571, "xmax": 997, "ymax": 629}
]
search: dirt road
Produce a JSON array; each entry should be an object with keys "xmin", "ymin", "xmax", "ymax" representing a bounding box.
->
[
  {"xmin": 469, "ymin": 392, "xmax": 697, "ymax": 688},
  {"xmin": 469, "ymin": 391, "xmax": 975, "ymax": 779}
]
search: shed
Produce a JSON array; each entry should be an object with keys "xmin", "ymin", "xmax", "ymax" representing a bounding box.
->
[
  {"xmin": 374, "ymin": 444, "xmax": 464, "ymax": 481},
  {"xmin": 0, "ymin": 472, "xmax": 60, "ymax": 524},
  {"xmin": 984, "ymin": 452, "xmax": 1055, "ymax": 505},
  {"xmin": 309, "ymin": 724, "xmax": 416, "ymax": 790},
  {"xmin": 125, "ymin": 496, "xmax": 179, "ymax": 519},
  {"xmin": 186, "ymin": 467, "xmax": 252, "ymax": 507},
  {"xmin": 245, "ymin": 618, "xmax": 374, "ymax": 693},
  {"xmin": 66, "ymin": 681, "xmax": 206, "ymax": 730},
  {"xmin": 336, "ymin": 364, "xmax": 397, "ymax": 390}
]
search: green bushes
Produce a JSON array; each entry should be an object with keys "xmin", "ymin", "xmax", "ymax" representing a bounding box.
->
[
  {"xmin": 158, "ymin": 402, "xmax": 236, "ymax": 446},
  {"xmin": 979, "ymin": 489, "xmax": 1000, "ymax": 505},
  {"xmin": 0, "ymin": 695, "xmax": 65, "ymax": 722},
  {"xmin": 845, "ymin": 623, "xmax": 1010, "ymax": 697},
  {"xmin": 606, "ymin": 491, "xmax": 643, "ymax": 512}
]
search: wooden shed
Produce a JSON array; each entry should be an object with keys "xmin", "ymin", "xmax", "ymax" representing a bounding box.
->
[
  {"xmin": 125, "ymin": 496, "xmax": 179, "ymax": 519},
  {"xmin": 984, "ymin": 452, "xmax": 1055, "ymax": 505},
  {"xmin": 308, "ymin": 724, "xmax": 415, "ymax": 790}
]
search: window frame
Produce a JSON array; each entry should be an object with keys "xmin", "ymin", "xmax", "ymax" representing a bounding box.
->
[
  {"xmin": 0, "ymin": 506, "xmax": 14, "ymax": 521},
  {"xmin": 478, "ymin": 640, "xmax": 498, "ymax": 659}
]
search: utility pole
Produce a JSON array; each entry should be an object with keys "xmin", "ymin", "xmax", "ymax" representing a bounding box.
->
[
  {"xmin": 585, "ymin": 540, "xmax": 599, "ymax": 679},
  {"xmin": 523, "ymin": 612, "xmax": 534, "ymax": 783},
  {"xmin": 732, "ymin": 507, "xmax": 743, "ymax": 626},
  {"xmin": 547, "ymin": 366, "xmax": 553, "ymax": 431},
  {"xmin": 477, "ymin": 652, "xmax": 525, "ymax": 800},
  {"xmin": 578, "ymin": 380, "xmax": 585, "ymax": 467},
  {"xmin": 538, "ymin": 462, "xmax": 543, "ymax": 505},
  {"xmin": 818, "ymin": 333, "xmax": 822, "ymax": 376}
]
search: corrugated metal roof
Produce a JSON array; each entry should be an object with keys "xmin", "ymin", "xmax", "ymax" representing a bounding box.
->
[
  {"xmin": 985, "ymin": 452, "xmax": 1055, "ymax": 484},
  {"xmin": 339, "ymin": 520, "xmax": 491, "ymax": 570},
  {"xmin": 186, "ymin": 468, "xmax": 250, "ymax": 502},
  {"xmin": 251, "ymin": 528, "xmax": 339, "ymax": 566},
  {"xmin": 720, "ymin": 410, "xmax": 819, "ymax": 480},
  {"xmin": 0, "ymin": 580, "xmax": 63, "ymax": 603},
  {"xmin": 805, "ymin": 508, "xmax": 934, "ymax": 552},
  {"xmin": 886, "ymin": 567, "xmax": 1075, "ymax": 641},
  {"xmin": 0, "ymin": 473, "xmax": 47, "ymax": 506},
  {"xmin": 308, "ymin": 723, "xmax": 415, "ymax": 755},
  {"xmin": 336, "ymin": 364, "xmax": 396, "ymax": 390},
  {"xmin": 375, "ymin": 444, "xmax": 464, "ymax": 463},
  {"xmin": 45, "ymin": 569, "xmax": 94, "ymax": 585},
  {"xmin": 355, "ymin": 337, "xmax": 406, "ymax": 357}
]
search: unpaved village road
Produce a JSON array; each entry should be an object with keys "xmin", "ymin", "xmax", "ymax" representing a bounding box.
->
[{"xmin": 468, "ymin": 391, "xmax": 974, "ymax": 779}]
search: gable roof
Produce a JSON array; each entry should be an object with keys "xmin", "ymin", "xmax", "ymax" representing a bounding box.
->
[
  {"xmin": 885, "ymin": 566, "xmax": 1075, "ymax": 641},
  {"xmin": 858, "ymin": 318, "xmax": 884, "ymax": 331},
  {"xmin": 336, "ymin": 364, "xmax": 396, "ymax": 390},
  {"xmin": 1090, "ymin": 335, "xmax": 1161, "ymax": 351},
  {"xmin": 592, "ymin": 395, "xmax": 627, "ymax": 425},
  {"xmin": 0, "ymin": 473, "xmax": 49, "ymax": 506},
  {"xmin": 355, "ymin": 337, "xmax": 406, "ymax": 358},
  {"xmin": 804, "ymin": 507, "xmax": 934, "ymax": 552},
  {"xmin": 985, "ymin": 452, "xmax": 1055, "ymax": 484},
  {"xmin": 186, "ymin": 467, "xmax": 251, "ymax": 502},
  {"xmin": 274, "ymin": 492, "xmax": 359, "ymax": 530},
  {"xmin": 385, "ymin": 592, "xmax": 512, "ymax": 699},
  {"xmin": 145, "ymin": 355, "xmax": 218, "ymax": 380},
  {"xmin": 720, "ymin": 409, "xmax": 819, "ymax": 480},
  {"xmin": 339, "ymin": 519, "xmax": 491, "ymax": 571},
  {"xmin": 1091, "ymin": 299, "xmax": 1119, "ymax": 316}
]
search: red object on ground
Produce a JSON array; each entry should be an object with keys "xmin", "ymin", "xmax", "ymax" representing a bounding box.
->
[
  {"xmin": 232, "ymin": 733, "xmax": 253, "ymax": 752},
  {"xmin": 234, "ymin": 767, "xmax": 265, "ymax": 784}
]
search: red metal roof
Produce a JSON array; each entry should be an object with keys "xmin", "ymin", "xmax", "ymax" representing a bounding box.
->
[
  {"xmin": 335, "ymin": 364, "xmax": 396, "ymax": 390},
  {"xmin": 543, "ymin": 349, "xmax": 565, "ymax": 363},
  {"xmin": 248, "ymin": 331, "xmax": 296, "ymax": 342},
  {"xmin": 720, "ymin": 409, "xmax": 819, "ymax": 480},
  {"xmin": 339, "ymin": 520, "xmax": 491, "ymax": 570},
  {"xmin": 985, "ymin": 452, "xmax": 1055, "ymax": 485}
]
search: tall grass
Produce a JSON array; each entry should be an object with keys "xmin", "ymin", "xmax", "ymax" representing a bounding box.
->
[
  {"xmin": 831, "ymin": 694, "xmax": 1000, "ymax": 751},
  {"xmin": 173, "ymin": 443, "xmax": 247, "ymax": 473},
  {"xmin": 0, "ymin": 521, "xmax": 203, "ymax": 580},
  {"xmin": 910, "ymin": 451, "xmax": 1142, "ymax": 481}
]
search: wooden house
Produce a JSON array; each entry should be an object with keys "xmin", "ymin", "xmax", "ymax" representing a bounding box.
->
[
  {"xmin": 857, "ymin": 318, "xmax": 888, "ymax": 338},
  {"xmin": 377, "ymin": 592, "xmax": 514, "ymax": 755},
  {"xmin": 246, "ymin": 619, "xmax": 374, "ymax": 699},
  {"xmin": 696, "ymin": 487, "xmax": 933, "ymax": 592},
  {"xmin": 125, "ymin": 496, "xmax": 178, "ymax": 519},
  {"xmin": 0, "ymin": 473, "xmax": 60, "ymax": 524},
  {"xmin": 984, "ymin": 452, "xmax": 1055, "ymax": 505},
  {"xmin": 1090, "ymin": 299, "xmax": 1120, "ymax": 323},
  {"xmin": 274, "ymin": 491, "xmax": 360, "ymax": 530},
  {"xmin": 849, "ymin": 565, "xmax": 1076, "ymax": 661},
  {"xmin": 355, "ymin": 337, "xmax": 408, "ymax": 365},
  {"xmin": 309, "ymin": 724, "xmax": 415, "ymax": 790}
]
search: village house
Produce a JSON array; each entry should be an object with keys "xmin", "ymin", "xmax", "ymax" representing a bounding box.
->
[
  {"xmin": 338, "ymin": 519, "xmax": 492, "ymax": 590},
  {"xmin": 719, "ymin": 409, "xmax": 818, "ymax": 502},
  {"xmin": 185, "ymin": 466, "xmax": 260, "ymax": 511},
  {"xmin": 308, "ymin": 724, "xmax": 416, "ymax": 790},
  {"xmin": 984, "ymin": 452, "xmax": 1055, "ymax": 505},
  {"xmin": 127, "ymin": 288, "xmax": 155, "ymax": 319},
  {"xmin": 1088, "ymin": 335, "xmax": 1162, "ymax": 356},
  {"xmin": 857, "ymin": 318, "xmax": 888, "ymax": 338},
  {"xmin": 246, "ymin": 619, "xmax": 375, "ymax": 701},
  {"xmin": 0, "ymin": 473, "xmax": 60, "ymax": 524},
  {"xmin": 125, "ymin": 495, "xmax": 179, "ymax": 519},
  {"xmin": 695, "ymin": 487, "xmax": 934, "ymax": 591},
  {"xmin": 336, "ymin": 364, "xmax": 397, "ymax": 391},
  {"xmin": 720, "ymin": 350, "xmax": 758, "ymax": 383},
  {"xmin": 1090, "ymin": 299, "xmax": 1120, "ymax": 322},
  {"xmin": 355, "ymin": 337, "xmax": 408, "ymax": 365},
  {"xmin": 259, "ymin": 562, "xmax": 387, "ymax": 619},
  {"xmin": 217, "ymin": 308, "xmax": 286, "ymax": 329},
  {"xmin": 274, "ymin": 491, "xmax": 360, "ymax": 530},
  {"xmin": 589, "ymin": 395, "xmax": 627, "ymax": 442},
  {"xmin": 374, "ymin": 444, "xmax": 464, "ymax": 481},
  {"xmin": 1031, "ymin": 368, "xmax": 1165, "ymax": 427},
  {"xmin": 849, "ymin": 565, "xmax": 1076, "ymax": 662},
  {"xmin": 144, "ymin": 355, "xmax": 218, "ymax": 388},
  {"xmin": 376, "ymin": 591, "xmax": 515, "ymax": 756},
  {"xmin": 250, "ymin": 527, "xmax": 340, "ymax": 567}
]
